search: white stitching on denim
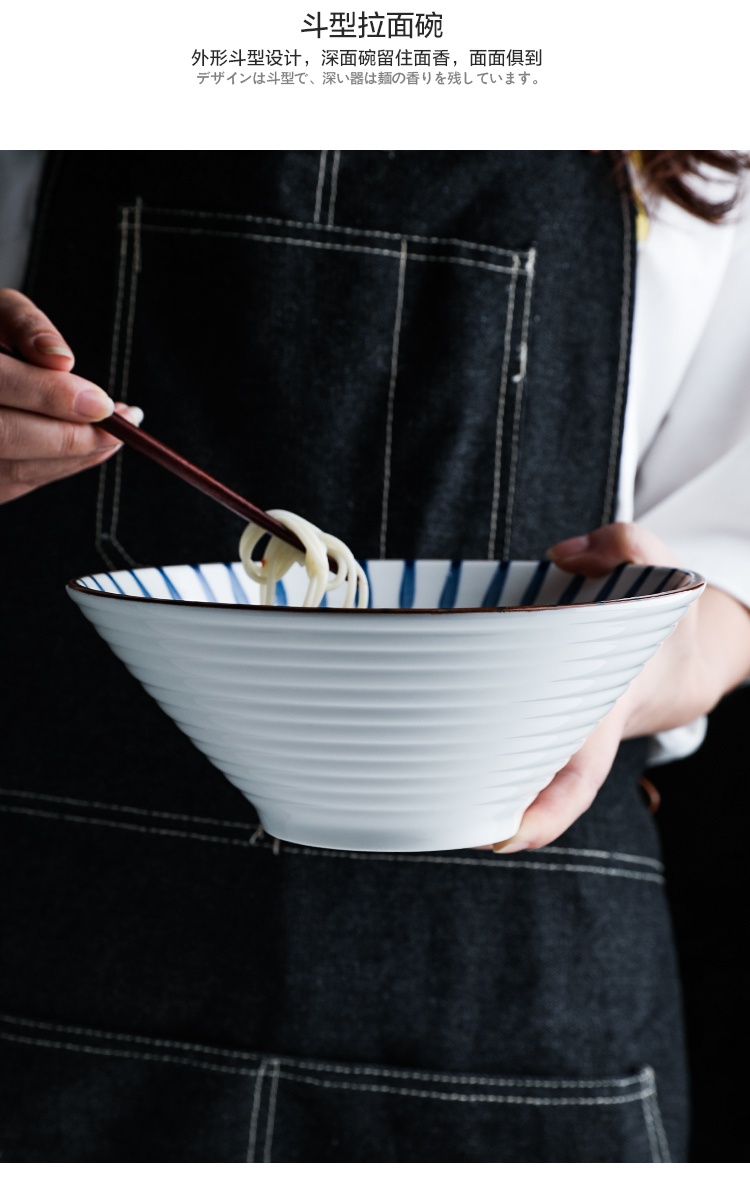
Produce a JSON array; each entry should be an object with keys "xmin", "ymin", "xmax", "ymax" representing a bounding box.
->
[
  {"xmin": 313, "ymin": 150, "xmax": 328, "ymax": 223},
  {"xmin": 0, "ymin": 793, "xmax": 664, "ymax": 870},
  {"xmin": 94, "ymin": 464, "xmax": 112, "ymax": 568},
  {"xmin": 108, "ymin": 208, "xmax": 130, "ymax": 394},
  {"xmin": 270, "ymin": 841, "xmax": 665, "ymax": 885},
  {"xmin": 0, "ymin": 787, "xmax": 257, "ymax": 830},
  {"xmin": 0, "ymin": 791, "xmax": 663, "ymax": 871},
  {"xmin": 108, "ymin": 451, "xmax": 138, "ymax": 567},
  {"xmin": 646, "ymin": 1069, "xmax": 671, "ymax": 1162},
  {"xmin": 379, "ymin": 237, "xmax": 408, "ymax": 559},
  {"xmin": 264, "ymin": 1060, "xmax": 281, "ymax": 1162},
  {"xmin": 118, "ymin": 196, "xmax": 141, "ymax": 411},
  {"xmin": 95, "ymin": 206, "xmax": 131, "ymax": 568},
  {"xmin": 0, "ymin": 1012, "xmax": 646, "ymax": 1092},
  {"xmin": 143, "ymin": 206, "xmax": 522, "ymax": 257},
  {"xmin": 0, "ymin": 1013, "xmax": 652, "ymax": 1103},
  {"xmin": 0, "ymin": 1012, "xmax": 257, "ymax": 1059},
  {"xmin": 601, "ymin": 194, "xmax": 633, "ymax": 525},
  {"xmin": 501, "ymin": 247, "xmax": 536, "ymax": 561},
  {"xmin": 0, "ymin": 1030, "xmax": 650, "ymax": 1109},
  {"xmin": 0, "ymin": 804, "xmax": 257, "ymax": 847},
  {"xmin": 327, "ymin": 151, "xmax": 341, "ymax": 227},
  {"xmin": 640, "ymin": 1071, "xmax": 661, "ymax": 1162},
  {"xmin": 246, "ymin": 1057, "xmax": 268, "ymax": 1161},
  {"xmin": 272, "ymin": 1061, "xmax": 643, "ymax": 1089},
  {"xmin": 136, "ymin": 225, "xmax": 520, "ymax": 274},
  {"xmin": 540, "ymin": 846, "xmax": 663, "ymax": 872},
  {"xmin": 109, "ymin": 451, "xmax": 124, "ymax": 546},
  {"xmin": 276, "ymin": 1071, "xmax": 649, "ymax": 1107},
  {"xmin": 487, "ymin": 253, "xmax": 520, "ymax": 560},
  {"xmin": 0, "ymin": 1030, "xmax": 255, "ymax": 1076},
  {"xmin": 0, "ymin": 804, "xmax": 664, "ymax": 883},
  {"xmin": 109, "ymin": 220, "xmax": 140, "ymax": 577},
  {"xmin": 104, "ymin": 198, "xmax": 141, "ymax": 568}
]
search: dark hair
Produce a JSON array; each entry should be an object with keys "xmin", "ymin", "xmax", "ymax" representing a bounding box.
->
[{"xmin": 621, "ymin": 151, "xmax": 749, "ymax": 223}]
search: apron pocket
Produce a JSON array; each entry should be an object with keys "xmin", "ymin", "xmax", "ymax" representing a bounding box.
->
[
  {"xmin": 102, "ymin": 203, "xmax": 534, "ymax": 563},
  {"xmin": 0, "ymin": 1012, "xmax": 670, "ymax": 1162},
  {"xmin": 253, "ymin": 1056, "xmax": 671, "ymax": 1163}
]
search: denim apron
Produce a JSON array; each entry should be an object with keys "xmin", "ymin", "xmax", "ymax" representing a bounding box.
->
[{"xmin": 0, "ymin": 151, "xmax": 686, "ymax": 1161}]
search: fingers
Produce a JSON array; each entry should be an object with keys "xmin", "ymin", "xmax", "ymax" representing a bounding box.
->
[
  {"xmin": 0, "ymin": 407, "xmax": 119, "ymax": 460},
  {"xmin": 546, "ymin": 521, "xmax": 681, "ymax": 577},
  {"xmin": 0, "ymin": 446, "xmax": 123, "ymax": 503},
  {"xmin": 479, "ymin": 523, "xmax": 694, "ymax": 854},
  {"xmin": 491, "ymin": 705, "xmax": 627, "ymax": 853},
  {"xmin": 0, "ymin": 296, "xmax": 145, "ymax": 506},
  {"xmin": 0, "ymin": 288, "xmax": 75, "ymax": 371},
  {"xmin": 0, "ymin": 351, "xmax": 114, "ymax": 423},
  {"xmin": 0, "ymin": 401, "xmax": 142, "ymax": 460},
  {"xmin": 0, "ymin": 403, "xmax": 143, "ymax": 506}
]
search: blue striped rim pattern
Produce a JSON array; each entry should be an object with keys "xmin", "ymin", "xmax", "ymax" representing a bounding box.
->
[
  {"xmin": 80, "ymin": 560, "xmax": 697, "ymax": 610},
  {"xmin": 557, "ymin": 574, "xmax": 586, "ymax": 605},
  {"xmin": 439, "ymin": 560, "xmax": 462, "ymax": 609},
  {"xmin": 652, "ymin": 567, "xmax": 676, "ymax": 595},
  {"xmin": 520, "ymin": 560, "xmax": 551, "ymax": 607},
  {"xmin": 130, "ymin": 572, "xmax": 152, "ymax": 598},
  {"xmin": 623, "ymin": 565, "xmax": 654, "ymax": 599},
  {"xmin": 594, "ymin": 562, "xmax": 628, "ymax": 602},
  {"xmin": 359, "ymin": 560, "xmax": 373, "ymax": 608},
  {"xmin": 481, "ymin": 561, "xmax": 510, "ymax": 608},
  {"xmin": 158, "ymin": 567, "xmax": 183, "ymax": 601},
  {"xmin": 191, "ymin": 564, "xmax": 217, "ymax": 603},
  {"xmin": 399, "ymin": 560, "xmax": 416, "ymax": 609},
  {"xmin": 224, "ymin": 563, "xmax": 250, "ymax": 605}
]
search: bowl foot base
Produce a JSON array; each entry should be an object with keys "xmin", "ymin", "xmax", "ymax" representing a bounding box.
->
[{"xmin": 246, "ymin": 799, "xmax": 529, "ymax": 854}]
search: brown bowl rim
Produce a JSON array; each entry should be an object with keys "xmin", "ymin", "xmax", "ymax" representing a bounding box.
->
[{"xmin": 66, "ymin": 564, "xmax": 706, "ymax": 616}]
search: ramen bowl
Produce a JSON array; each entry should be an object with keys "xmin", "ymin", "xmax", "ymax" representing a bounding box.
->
[{"xmin": 67, "ymin": 559, "xmax": 704, "ymax": 852}]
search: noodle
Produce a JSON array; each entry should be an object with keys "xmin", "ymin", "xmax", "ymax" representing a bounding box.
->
[{"xmin": 239, "ymin": 509, "xmax": 369, "ymax": 609}]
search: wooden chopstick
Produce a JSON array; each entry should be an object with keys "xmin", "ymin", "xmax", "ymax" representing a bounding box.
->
[
  {"xmin": 101, "ymin": 411, "xmax": 331, "ymax": 567},
  {"xmin": 0, "ymin": 341, "xmax": 327, "ymax": 572}
]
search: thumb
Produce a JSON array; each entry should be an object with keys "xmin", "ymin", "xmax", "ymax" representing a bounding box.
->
[
  {"xmin": 0, "ymin": 288, "xmax": 75, "ymax": 371},
  {"xmin": 546, "ymin": 522, "xmax": 680, "ymax": 577}
]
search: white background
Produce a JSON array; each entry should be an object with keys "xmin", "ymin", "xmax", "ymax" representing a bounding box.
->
[
  {"xmin": 1, "ymin": 0, "xmax": 747, "ymax": 149},
  {"xmin": 3, "ymin": 1159, "xmax": 750, "ymax": 1185},
  {"xmin": 2, "ymin": 3, "xmax": 747, "ymax": 1183}
]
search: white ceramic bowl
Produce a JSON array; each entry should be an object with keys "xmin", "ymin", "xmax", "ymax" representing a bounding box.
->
[{"xmin": 68, "ymin": 559, "xmax": 704, "ymax": 852}]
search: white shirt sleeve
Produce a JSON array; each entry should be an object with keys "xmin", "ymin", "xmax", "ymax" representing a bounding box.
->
[
  {"xmin": 621, "ymin": 169, "xmax": 750, "ymax": 607},
  {"xmin": 619, "ymin": 167, "xmax": 750, "ymax": 764}
]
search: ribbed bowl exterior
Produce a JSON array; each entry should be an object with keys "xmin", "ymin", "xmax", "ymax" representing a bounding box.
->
[{"xmin": 68, "ymin": 560, "xmax": 703, "ymax": 851}]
